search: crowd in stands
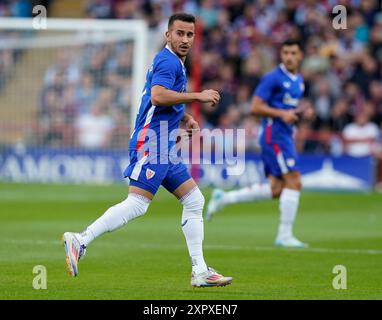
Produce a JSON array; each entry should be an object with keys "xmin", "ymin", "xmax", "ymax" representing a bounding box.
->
[
  {"xmin": 78, "ymin": 0, "xmax": 382, "ymax": 158},
  {"xmin": 0, "ymin": 0, "xmax": 33, "ymax": 91},
  {"xmin": 0, "ymin": 0, "xmax": 32, "ymax": 17},
  {"xmin": 2, "ymin": 0, "xmax": 377, "ymax": 158},
  {"xmin": 37, "ymin": 42, "xmax": 134, "ymax": 148}
]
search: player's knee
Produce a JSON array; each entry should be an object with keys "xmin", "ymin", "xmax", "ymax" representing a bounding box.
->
[
  {"xmin": 270, "ymin": 181, "xmax": 284, "ymax": 198},
  {"xmin": 122, "ymin": 193, "xmax": 150, "ymax": 220},
  {"xmin": 102, "ymin": 193, "xmax": 151, "ymax": 231},
  {"xmin": 284, "ymin": 177, "xmax": 302, "ymax": 191},
  {"xmin": 271, "ymin": 186, "xmax": 283, "ymax": 199},
  {"xmin": 181, "ymin": 187, "xmax": 204, "ymax": 218},
  {"xmin": 283, "ymin": 171, "xmax": 302, "ymax": 191}
]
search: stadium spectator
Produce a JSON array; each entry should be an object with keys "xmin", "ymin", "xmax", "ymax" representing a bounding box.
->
[
  {"xmin": 44, "ymin": 51, "xmax": 80, "ymax": 87},
  {"xmin": 38, "ymin": 88, "xmax": 75, "ymax": 146},
  {"xmin": 235, "ymin": 83, "xmax": 252, "ymax": 114},
  {"xmin": 0, "ymin": 0, "xmax": 34, "ymax": 17},
  {"xmin": 75, "ymin": 102, "xmax": 115, "ymax": 149},
  {"xmin": 351, "ymin": 53, "xmax": 379, "ymax": 95},
  {"xmin": 0, "ymin": 49, "xmax": 15, "ymax": 90},
  {"xmin": 369, "ymin": 80, "xmax": 382, "ymax": 124},
  {"xmin": 311, "ymin": 76, "xmax": 335, "ymax": 127},
  {"xmin": 75, "ymin": 72, "xmax": 98, "ymax": 115},
  {"xmin": 343, "ymin": 112, "xmax": 380, "ymax": 157},
  {"xmin": 113, "ymin": 0, "xmax": 142, "ymax": 20},
  {"xmin": 329, "ymin": 98, "xmax": 353, "ymax": 132},
  {"xmin": 241, "ymin": 116, "xmax": 261, "ymax": 152},
  {"xmin": 0, "ymin": 0, "xmax": 33, "ymax": 90},
  {"xmin": 9, "ymin": 0, "xmax": 32, "ymax": 17},
  {"xmin": 84, "ymin": 0, "xmax": 112, "ymax": 19},
  {"xmin": 198, "ymin": 0, "xmax": 219, "ymax": 29}
]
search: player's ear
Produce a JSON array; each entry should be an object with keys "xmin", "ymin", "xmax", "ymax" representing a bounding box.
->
[{"xmin": 165, "ymin": 30, "xmax": 170, "ymax": 41}]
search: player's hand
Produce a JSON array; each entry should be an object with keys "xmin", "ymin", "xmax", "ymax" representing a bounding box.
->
[
  {"xmin": 280, "ymin": 109, "xmax": 299, "ymax": 124},
  {"xmin": 198, "ymin": 90, "xmax": 220, "ymax": 106},
  {"xmin": 184, "ymin": 117, "xmax": 200, "ymax": 136}
]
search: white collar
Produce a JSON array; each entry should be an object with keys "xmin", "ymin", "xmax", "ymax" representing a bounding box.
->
[
  {"xmin": 279, "ymin": 63, "xmax": 298, "ymax": 81},
  {"xmin": 165, "ymin": 44, "xmax": 184, "ymax": 65}
]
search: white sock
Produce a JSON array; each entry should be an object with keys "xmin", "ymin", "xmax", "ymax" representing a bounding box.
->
[
  {"xmin": 181, "ymin": 187, "xmax": 208, "ymax": 275},
  {"xmin": 222, "ymin": 183, "xmax": 272, "ymax": 205},
  {"xmin": 79, "ymin": 193, "xmax": 151, "ymax": 246},
  {"xmin": 277, "ymin": 188, "xmax": 300, "ymax": 240}
]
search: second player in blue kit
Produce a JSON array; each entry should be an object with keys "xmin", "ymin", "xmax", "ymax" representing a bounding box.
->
[
  {"xmin": 207, "ymin": 39, "xmax": 308, "ymax": 248},
  {"xmin": 255, "ymin": 61, "xmax": 305, "ymax": 178}
]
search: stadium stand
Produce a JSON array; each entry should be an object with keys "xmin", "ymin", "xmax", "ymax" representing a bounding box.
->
[
  {"xmin": 77, "ymin": 0, "xmax": 382, "ymax": 154},
  {"xmin": 1, "ymin": 0, "xmax": 381, "ymax": 182}
]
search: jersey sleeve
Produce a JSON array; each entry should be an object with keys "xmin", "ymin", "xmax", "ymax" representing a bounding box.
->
[
  {"xmin": 253, "ymin": 73, "xmax": 278, "ymax": 102},
  {"xmin": 151, "ymin": 57, "xmax": 178, "ymax": 90}
]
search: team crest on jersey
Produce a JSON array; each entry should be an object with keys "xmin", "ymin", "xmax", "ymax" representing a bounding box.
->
[
  {"xmin": 146, "ymin": 168, "xmax": 155, "ymax": 180},
  {"xmin": 286, "ymin": 158, "xmax": 295, "ymax": 168},
  {"xmin": 283, "ymin": 81, "xmax": 291, "ymax": 88}
]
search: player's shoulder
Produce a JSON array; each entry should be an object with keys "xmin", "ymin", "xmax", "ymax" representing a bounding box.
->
[
  {"xmin": 260, "ymin": 67, "xmax": 281, "ymax": 84},
  {"xmin": 153, "ymin": 47, "xmax": 182, "ymax": 70},
  {"xmin": 264, "ymin": 66, "xmax": 280, "ymax": 77},
  {"xmin": 298, "ymin": 73, "xmax": 304, "ymax": 83},
  {"xmin": 294, "ymin": 69, "xmax": 304, "ymax": 81}
]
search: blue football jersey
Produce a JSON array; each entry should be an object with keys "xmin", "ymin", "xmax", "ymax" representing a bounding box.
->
[
  {"xmin": 129, "ymin": 45, "xmax": 187, "ymax": 156},
  {"xmin": 254, "ymin": 64, "xmax": 305, "ymax": 144}
]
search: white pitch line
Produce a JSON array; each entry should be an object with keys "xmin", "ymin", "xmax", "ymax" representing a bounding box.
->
[
  {"xmin": 207, "ymin": 244, "xmax": 382, "ymax": 255},
  {"xmin": 3, "ymin": 239, "xmax": 382, "ymax": 255}
]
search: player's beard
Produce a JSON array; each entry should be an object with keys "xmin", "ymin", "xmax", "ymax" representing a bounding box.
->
[
  {"xmin": 177, "ymin": 46, "xmax": 190, "ymax": 58},
  {"xmin": 285, "ymin": 62, "xmax": 298, "ymax": 74}
]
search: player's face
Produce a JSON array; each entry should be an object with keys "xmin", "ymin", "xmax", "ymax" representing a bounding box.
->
[
  {"xmin": 280, "ymin": 45, "xmax": 303, "ymax": 73},
  {"xmin": 166, "ymin": 20, "xmax": 195, "ymax": 59}
]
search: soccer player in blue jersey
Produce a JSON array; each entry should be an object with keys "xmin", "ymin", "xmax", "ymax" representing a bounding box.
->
[
  {"xmin": 63, "ymin": 13, "xmax": 232, "ymax": 287},
  {"xmin": 206, "ymin": 39, "xmax": 308, "ymax": 248}
]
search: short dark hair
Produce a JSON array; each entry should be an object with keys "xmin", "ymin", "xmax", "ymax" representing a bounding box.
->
[
  {"xmin": 168, "ymin": 13, "xmax": 195, "ymax": 29},
  {"xmin": 282, "ymin": 39, "xmax": 303, "ymax": 50}
]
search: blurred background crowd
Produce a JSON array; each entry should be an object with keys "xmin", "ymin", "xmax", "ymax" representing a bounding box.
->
[{"xmin": 1, "ymin": 0, "xmax": 382, "ymax": 159}]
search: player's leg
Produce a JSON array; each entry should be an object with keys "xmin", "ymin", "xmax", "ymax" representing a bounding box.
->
[
  {"xmin": 78, "ymin": 185, "xmax": 153, "ymax": 246},
  {"xmin": 206, "ymin": 144, "xmax": 277, "ymax": 221},
  {"xmin": 162, "ymin": 165, "xmax": 232, "ymax": 287},
  {"xmin": 261, "ymin": 142, "xmax": 307, "ymax": 247},
  {"xmin": 63, "ymin": 184, "xmax": 153, "ymax": 277},
  {"xmin": 275, "ymin": 172, "xmax": 307, "ymax": 247},
  {"xmin": 268, "ymin": 175, "xmax": 284, "ymax": 199},
  {"xmin": 63, "ymin": 152, "xmax": 163, "ymax": 277},
  {"xmin": 206, "ymin": 183, "xmax": 272, "ymax": 221}
]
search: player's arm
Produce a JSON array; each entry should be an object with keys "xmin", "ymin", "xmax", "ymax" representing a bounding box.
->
[
  {"xmin": 181, "ymin": 111, "xmax": 200, "ymax": 136},
  {"xmin": 181, "ymin": 111, "xmax": 193, "ymax": 122},
  {"xmin": 251, "ymin": 96, "xmax": 298, "ymax": 124},
  {"xmin": 151, "ymin": 85, "xmax": 220, "ymax": 107},
  {"xmin": 251, "ymin": 73, "xmax": 298, "ymax": 124}
]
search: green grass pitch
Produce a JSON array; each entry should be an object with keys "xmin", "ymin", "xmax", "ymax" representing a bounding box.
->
[{"xmin": 0, "ymin": 182, "xmax": 381, "ymax": 300}]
